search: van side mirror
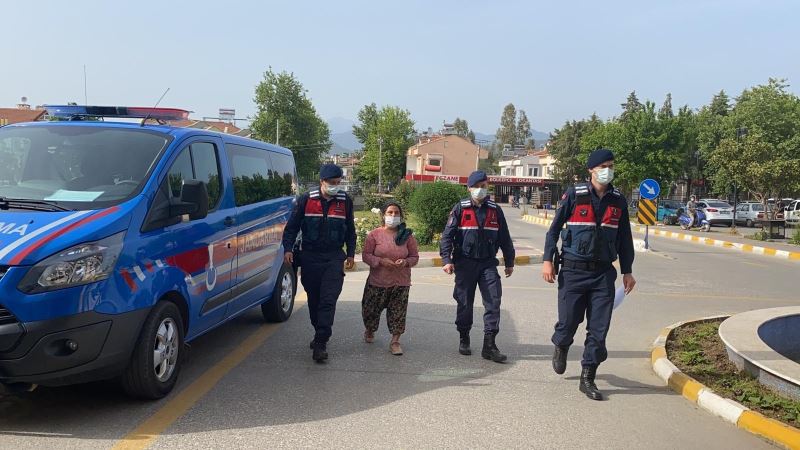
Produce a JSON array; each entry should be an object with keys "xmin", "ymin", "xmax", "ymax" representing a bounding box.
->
[{"xmin": 170, "ymin": 180, "xmax": 209, "ymax": 220}]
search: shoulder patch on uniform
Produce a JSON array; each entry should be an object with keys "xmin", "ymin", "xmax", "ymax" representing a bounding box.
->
[
  {"xmin": 335, "ymin": 192, "xmax": 347, "ymax": 200},
  {"xmin": 486, "ymin": 200, "xmax": 497, "ymax": 208},
  {"xmin": 611, "ymin": 188, "xmax": 621, "ymax": 196},
  {"xmin": 460, "ymin": 200, "xmax": 472, "ymax": 208},
  {"xmin": 309, "ymin": 189, "xmax": 320, "ymax": 198}
]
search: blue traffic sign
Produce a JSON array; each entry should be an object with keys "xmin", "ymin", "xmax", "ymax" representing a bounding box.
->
[{"xmin": 639, "ymin": 179, "xmax": 660, "ymax": 200}]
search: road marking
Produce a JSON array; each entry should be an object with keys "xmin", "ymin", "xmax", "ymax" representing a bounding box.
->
[
  {"xmin": 740, "ymin": 261, "xmax": 768, "ymax": 268},
  {"xmin": 112, "ymin": 292, "xmax": 307, "ymax": 450}
]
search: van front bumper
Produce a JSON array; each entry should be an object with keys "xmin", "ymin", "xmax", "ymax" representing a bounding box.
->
[{"xmin": 0, "ymin": 308, "xmax": 150, "ymax": 387}]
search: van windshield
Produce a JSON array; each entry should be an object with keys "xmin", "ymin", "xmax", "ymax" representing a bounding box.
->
[{"xmin": 0, "ymin": 125, "xmax": 169, "ymax": 209}]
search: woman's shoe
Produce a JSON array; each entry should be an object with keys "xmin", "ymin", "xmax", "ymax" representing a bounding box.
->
[
  {"xmin": 390, "ymin": 341, "xmax": 403, "ymax": 356},
  {"xmin": 364, "ymin": 330, "xmax": 375, "ymax": 343}
]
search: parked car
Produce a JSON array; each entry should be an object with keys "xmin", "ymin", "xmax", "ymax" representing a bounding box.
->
[
  {"xmin": 697, "ymin": 199, "xmax": 734, "ymax": 226},
  {"xmin": 0, "ymin": 105, "xmax": 298, "ymax": 399},
  {"xmin": 734, "ymin": 202, "xmax": 764, "ymax": 227},
  {"xmin": 785, "ymin": 200, "xmax": 800, "ymax": 226},
  {"xmin": 657, "ymin": 199, "xmax": 682, "ymax": 224},
  {"xmin": 756, "ymin": 204, "xmax": 785, "ymax": 223}
]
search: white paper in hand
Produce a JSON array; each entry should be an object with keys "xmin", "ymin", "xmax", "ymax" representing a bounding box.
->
[{"xmin": 613, "ymin": 286, "xmax": 625, "ymax": 310}]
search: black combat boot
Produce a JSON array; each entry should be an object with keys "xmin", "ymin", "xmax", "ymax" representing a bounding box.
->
[
  {"xmin": 459, "ymin": 331, "xmax": 471, "ymax": 355},
  {"xmin": 312, "ymin": 341, "xmax": 328, "ymax": 363},
  {"xmin": 579, "ymin": 366, "xmax": 603, "ymax": 400},
  {"xmin": 552, "ymin": 345, "xmax": 569, "ymax": 374},
  {"xmin": 481, "ymin": 332, "xmax": 507, "ymax": 363}
]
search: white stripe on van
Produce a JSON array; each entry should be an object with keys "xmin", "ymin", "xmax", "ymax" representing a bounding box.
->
[{"xmin": 0, "ymin": 210, "xmax": 92, "ymax": 261}]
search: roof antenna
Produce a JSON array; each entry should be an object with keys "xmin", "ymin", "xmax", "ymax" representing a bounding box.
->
[{"xmin": 141, "ymin": 88, "xmax": 171, "ymax": 126}]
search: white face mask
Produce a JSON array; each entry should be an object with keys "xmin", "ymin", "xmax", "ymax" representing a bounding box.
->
[
  {"xmin": 594, "ymin": 167, "xmax": 614, "ymax": 185},
  {"xmin": 470, "ymin": 187, "xmax": 488, "ymax": 201},
  {"xmin": 323, "ymin": 184, "xmax": 340, "ymax": 196},
  {"xmin": 384, "ymin": 216, "xmax": 403, "ymax": 228}
]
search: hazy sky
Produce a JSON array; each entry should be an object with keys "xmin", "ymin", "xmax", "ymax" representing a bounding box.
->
[{"xmin": 3, "ymin": 0, "xmax": 798, "ymax": 134}]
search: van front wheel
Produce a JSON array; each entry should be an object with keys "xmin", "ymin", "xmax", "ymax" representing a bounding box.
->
[
  {"xmin": 262, "ymin": 264, "xmax": 295, "ymax": 323},
  {"xmin": 121, "ymin": 301, "xmax": 184, "ymax": 399}
]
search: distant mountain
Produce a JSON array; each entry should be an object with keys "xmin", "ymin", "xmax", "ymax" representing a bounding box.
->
[
  {"xmin": 330, "ymin": 131, "xmax": 361, "ymax": 154},
  {"xmin": 327, "ymin": 117, "xmax": 355, "ymax": 134},
  {"xmin": 474, "ymin": 130, "xmax": 550, "ymax": 147}
]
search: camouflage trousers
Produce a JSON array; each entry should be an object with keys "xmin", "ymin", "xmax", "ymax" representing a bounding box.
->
[{"xmin": 362, "ymin": 284, "xmax": 410, "ymax": 335}]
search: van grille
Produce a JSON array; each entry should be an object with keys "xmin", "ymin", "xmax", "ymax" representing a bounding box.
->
[{"xmin": 0, "ymin": 305, "xmax": 18, "ymax": 325}]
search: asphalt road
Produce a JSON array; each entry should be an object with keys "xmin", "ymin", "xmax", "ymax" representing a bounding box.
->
[{"xmin": 0, "ymin": 205, "xmax": 797, "ymax": 449}]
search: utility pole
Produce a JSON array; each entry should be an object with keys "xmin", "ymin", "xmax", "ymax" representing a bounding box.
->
[
  {"xmin": 475, "ymin": 144, "xmax": 480, "ymax": 170},
  {"xmin": 276, "ymin": 119, "xmax": 280, "ymax": 146},
  {"xmin": 378, "ymin": 136, "xmax": 383, "ymax": 193}
]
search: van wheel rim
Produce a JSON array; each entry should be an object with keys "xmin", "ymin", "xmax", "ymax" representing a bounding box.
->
[
  {"xmin": 153, "ymin": 318, "xmax": 179, "ymax": 382},
  {"xmin": 280, "ymin": 273, "xmax": 293, "ymax": 313}
]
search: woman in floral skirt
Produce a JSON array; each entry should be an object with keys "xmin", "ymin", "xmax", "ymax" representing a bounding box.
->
[{"xmin": 361, "ymin": 201, "xmax": 419, "ymax": 355}]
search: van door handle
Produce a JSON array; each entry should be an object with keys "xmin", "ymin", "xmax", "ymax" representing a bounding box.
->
[{"xmin": 224, "ymin": 216, "xmax": 236, "ymax": 227}]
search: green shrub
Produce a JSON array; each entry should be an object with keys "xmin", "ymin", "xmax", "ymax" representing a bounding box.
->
[
  {"xmin": 391, "ymin": 182, "xmax": 416, "ymax": 212},
  {"xmin": 751, "ymin": 230, "xmax": 769, "ymax": 241},
  {"xmin": 409, "ymin": 181, "xmax": 468, "ymax": 238},
  {"xmin": 363, "ymin": 193, "xmax": 389, "ymax": 211},
  {"xmin": 354, "ymin": 213, "xmax": 382, "ymax": 253}
]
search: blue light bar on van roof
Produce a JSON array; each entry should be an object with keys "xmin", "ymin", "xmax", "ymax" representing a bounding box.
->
[{"xmin": 44, "ymin": 105, "xmax": 191, "ymax": 121}]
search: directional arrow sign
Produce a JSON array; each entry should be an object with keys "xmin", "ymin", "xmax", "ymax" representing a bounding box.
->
[{"xmin": 639, "ymin": 179, "xmax": 660, "ymax": 200}]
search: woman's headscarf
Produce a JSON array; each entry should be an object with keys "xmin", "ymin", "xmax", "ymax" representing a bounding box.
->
[{"xmin": 382, "ymin": 201, "xmax": 413, "ymax": 246}]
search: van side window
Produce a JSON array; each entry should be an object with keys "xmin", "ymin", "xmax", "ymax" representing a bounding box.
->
[
  {"xmin": 190, "ymin": 143, "xmax": 222, "ymax": 208},
  {"xmin": 166, "ymin": 143, "xmax": 222, "ymax": 209},
  {"xmin": 167, "ymin": 149, "xmax": 193, "ymax": 198},
  {"xmin": 227, "ymin": 143, "xmax": 272, "ymax": 206},
  {"xmin": 268, "ymin": 151, "xmax": 296, "ymax": 198}
]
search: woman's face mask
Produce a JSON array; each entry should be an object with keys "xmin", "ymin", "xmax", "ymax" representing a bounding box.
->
[{"xmin": 384, "ymin": 215, "xmax": 403, "ymax": 228}]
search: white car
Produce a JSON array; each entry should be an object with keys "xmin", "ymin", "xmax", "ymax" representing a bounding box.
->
[
  {"xmin": 697, "ymin": 199, "xmax": 734, "ymax": 226},
  {"xmin": 785, "ymin": 200, "xmax": 800, "ymax": 226},
  {"xmin": 735, "ymin": 202, "xmax": 764, "ymax": 228}
]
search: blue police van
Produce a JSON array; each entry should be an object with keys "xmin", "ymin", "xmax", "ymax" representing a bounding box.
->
[{"xmin": 0, "ymin": 106, "xmax": 297, "ymax": 398}]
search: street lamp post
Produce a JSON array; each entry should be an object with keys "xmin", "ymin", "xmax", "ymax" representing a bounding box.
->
[
  {"xmin": 377, "ymin": 136, "xmax": 383, "ymax": 193},
  {"xmin": 733, "ymin": 127, "xmax": 748, "ymax": 232}
]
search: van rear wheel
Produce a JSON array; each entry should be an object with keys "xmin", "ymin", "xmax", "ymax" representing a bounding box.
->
[
  {"xmin": 121, "ymin": 301, "xmax": 184, "ymax": 400},
  {"xmin": 262, "ymin": 263, "xmax": 295, "ymax": 323}
]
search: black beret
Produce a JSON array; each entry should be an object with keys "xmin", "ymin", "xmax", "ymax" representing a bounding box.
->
[
  {"xmin": 467, "ymin": 170, "xmax": 488, "ymax": 187},
  {"xmin": 587, "ymin": 149, "xmax": 615, "ymax": 169},
  {"xmin": 319, "ymin": 163, "xmax": 343, "ymax": 180}
]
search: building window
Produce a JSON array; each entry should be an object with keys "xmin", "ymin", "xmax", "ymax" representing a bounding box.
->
[
  {"xmin": 534, "ymin": 167, "xmax": 539, "ymax": 177},
  {"xmin": 528, "ymin": 168, "xmax": 533, "ymax": 176}
]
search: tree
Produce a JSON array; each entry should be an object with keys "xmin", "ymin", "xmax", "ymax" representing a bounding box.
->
[
  {"xmin": 516, "ymin": 110, "xmax": 533, "ymax": 148},
  {"xmin": 496, "ymin": 103, "xmax": 517, "ymax": 148},
  {"xmin": 548, "ymin": 115, "xmax": 601, "ymax": 186},
  {"xmin": 252, "ymin": 68, "xmax": 331, "ymax": 180},
  {"xmin": 353, "ymin": 104, "xmax": 416, "ymax": 187},
  {"xmin": 705, "ymin": 79, "xmax": 800, "ymax": 217},
  {"xmin": 620, "ymin": 91, "xmax": 644, "ymax": 122},
  {"xmin": 453, "ymin": 117, "xmax": 476, "ymax": 143},
  {"xmin": 658, "ymin": 93, "xmax": 674, "ymax": 120}
]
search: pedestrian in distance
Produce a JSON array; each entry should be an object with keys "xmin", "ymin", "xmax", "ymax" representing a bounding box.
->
[
  {"xmin": 282, "ymin": 163, "xmax": 356, "ymax": 363},
  {"xmin": 542, "ymin": 148, "xmax": 636, "ymax": 400},
  {"xmin": 361, "ymin": 201, "xmax": 419, "ymax": 355},
  {"xmin": 440, "ymin": 170, "xmax": 516, "ymax": 363}
]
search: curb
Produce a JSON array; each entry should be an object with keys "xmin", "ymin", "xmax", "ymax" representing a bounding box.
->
[
  {"xmin": 345, "ymin": 254, "xmax": 544, "ymax": 273},
  {"xmin": 651, "ymin": 317, "xmax": 800, "ymax": 449},
  {"xmin": 522, "ymin": 214, "xmax": 800, "ymax": 262},
  {"xmin": 630, "ymin": 224, "xmax": 800, "ymax": 262}
]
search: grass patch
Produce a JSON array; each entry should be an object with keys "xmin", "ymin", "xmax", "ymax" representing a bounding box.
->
[{"xmin": 667, "ymin": 319, "xmax": 800, "ymax": 427}]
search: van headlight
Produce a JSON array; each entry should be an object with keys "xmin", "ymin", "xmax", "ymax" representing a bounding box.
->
[{"xmin": 19, "ymin": 232, "xmax": 124, "ymax": 293}]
